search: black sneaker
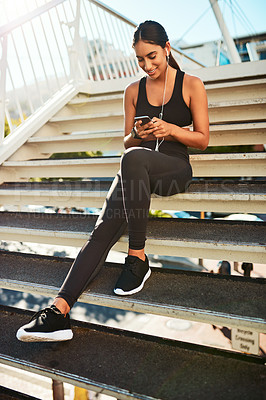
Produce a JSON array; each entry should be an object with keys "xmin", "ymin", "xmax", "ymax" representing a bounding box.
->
[
  {"xmin": 16, "ymin": 305, "xmax": 73, "ymax": 342},
  {"xmin": 114, "ymin": 255, "xmax": 151, "ymax": 296}
]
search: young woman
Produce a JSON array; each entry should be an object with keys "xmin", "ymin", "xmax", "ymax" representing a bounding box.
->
[{"xmin": 16, "ymin": 20, "xmax": 209, "ymax": 342}]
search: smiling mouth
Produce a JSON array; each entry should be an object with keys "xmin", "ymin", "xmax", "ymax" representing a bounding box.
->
[{"xmin": 147, "ymin": 68, "xmax": 157, "ymax": 74}]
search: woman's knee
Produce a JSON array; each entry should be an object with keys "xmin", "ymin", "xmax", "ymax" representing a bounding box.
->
[{"xmin": 121, "ymin": 147, "xmax": 148, "ymax": 171}]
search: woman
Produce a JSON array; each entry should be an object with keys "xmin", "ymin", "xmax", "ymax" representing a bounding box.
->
[{"xmin": 16, "ymin": 20, "xmax": 209, "ymax": 342}]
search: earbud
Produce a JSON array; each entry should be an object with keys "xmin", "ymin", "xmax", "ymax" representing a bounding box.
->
[{"xmin": 166, "ymin": 50, "xmax": 169, "ymax": 64}]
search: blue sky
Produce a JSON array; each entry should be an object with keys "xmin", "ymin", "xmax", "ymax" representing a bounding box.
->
[{"xmin": 102, "ymin": 0, "xmax": 266, "ymax": 45}]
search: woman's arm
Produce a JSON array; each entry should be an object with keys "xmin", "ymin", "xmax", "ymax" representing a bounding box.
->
[
  {"xmin": 123, "ymin": 82, "xmax": 155, "ymax": 149},
  {"xmin": 152, "ymin": 75, "xmax": 209, "ymax": 151}
]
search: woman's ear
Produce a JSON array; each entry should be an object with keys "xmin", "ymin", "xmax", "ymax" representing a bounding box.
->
[{"xmin": 165, "ymin": 41, "xmax": 171, "ymax": 56}]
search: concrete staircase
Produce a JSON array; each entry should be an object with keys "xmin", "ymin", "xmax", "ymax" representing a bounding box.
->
[
  {"xmin": 1, "ymin": 304, "xmax": 265, "ymax": 400},
  {"xmin": 0, "ymin": 60, "xmax": 266, "ymax": 399}
]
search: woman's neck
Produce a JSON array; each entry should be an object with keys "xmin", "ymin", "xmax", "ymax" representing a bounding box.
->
[{"xmin": 147, "ymin": 65, "xmax": 175, "ymax": 85}]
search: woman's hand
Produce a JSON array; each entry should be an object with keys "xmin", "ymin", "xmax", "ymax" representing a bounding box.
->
[
  {"xmin": 151, "ymin": 117, "xmax": 171, "ymax": 138},
  {"xmin": 134, "ymin": 119, "xmax": 156, "ymax": 139}
]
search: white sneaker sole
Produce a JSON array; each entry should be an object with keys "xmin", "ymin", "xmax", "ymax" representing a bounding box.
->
[
  {"xmin": 114, "ymin": 268, "xmax": 151, "ymax": 296},
  {"xmin": 16, "ymin": 328, "xmax": 73, "ymax": 342}
]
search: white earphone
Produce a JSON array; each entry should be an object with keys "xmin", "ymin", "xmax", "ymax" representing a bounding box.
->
[{"xmin": 166, "ymin": 50, "xmax": 169, "ymax": 65}]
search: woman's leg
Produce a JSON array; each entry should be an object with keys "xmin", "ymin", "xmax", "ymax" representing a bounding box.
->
[
  {"xmin": 55, "ymin": 146, "xmax": 192, "ymax": 303},
  {"xmin": 56, "ymin": 147, "xmax": 192, "ymax": 305},
  {"xmin": 55, "ymin": 173, "xmax": 127, "ymax": 309},
  {"xmin": 120, "ymin": 147, "xmax": 192, "ymax": 251},
  {"xmin": 114, "ymin": 147, "xmax": 192, "ymax": 295},
  {"xmin": 16, "ymin": 174, "xmax": 127, "ymax": 342}
]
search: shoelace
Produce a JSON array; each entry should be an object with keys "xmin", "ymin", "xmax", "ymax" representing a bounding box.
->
[{"xmin": 30, "ymin": 307, "xmax": 55, "ymax": 322}]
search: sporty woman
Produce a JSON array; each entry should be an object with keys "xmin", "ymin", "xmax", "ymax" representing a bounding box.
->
[{"xmin": 17, "ymin": 20, "xmax": 209, "ymax": 342}]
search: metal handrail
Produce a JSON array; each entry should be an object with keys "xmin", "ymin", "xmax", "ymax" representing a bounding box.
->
[
  {"xmin": 88, "ymin": 0, "xmax": 136, "ymax": 27},
  {"xmin": 0, "ymin": 0, "xmax": 66, "ymax": 37},
  {"xmin": 88, "ymin": 0, "xmax": 204, "ymax": 68},
  {"xmin": 0, "ymin": 0, "xmax": 204, "ymax": 148}
]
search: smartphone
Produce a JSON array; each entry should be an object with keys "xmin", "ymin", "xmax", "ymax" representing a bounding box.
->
[{"xmin": 134, "ymin": 115, "xmax": 153, "ymax": 126}]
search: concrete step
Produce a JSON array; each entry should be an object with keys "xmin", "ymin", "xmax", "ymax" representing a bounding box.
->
[
  {"xmin": 195, "ymin": 59, "xmax": 266, "ymax": 84},
  {"xmin": 1, "ymin": 250, "xmax": 265, "ymax": 332},
  {"xmin": 47, "ymin": 105, "xmax": 265, "ymax": 133},
  {"xmin": 69, "ymin": 92, "xmax": 124, "ymax": 105},
  {"xmin": 61, "ymin": 80, "xmax": 266, "ymax": 118},
  {"xmin": 49, "ymin": 112, "xmax": 124, "ymax": 132},
  {"xmin": 72, "ymin": 77, "xmax": 266, "ymax": 105},
  {"xmin": 190, "ymin": 152, "xmax": 266, "ymax": 177},
  {"xmin": 1, "ymin": 153, "xmax": 265, "ymax": 183},
  {"xmin": 0, "ymin": 212, "xmax": 265, "ymax": 263},
  {"xmin": 49, "ymin": 97, "xmax": 265, "ymax": 132},
  {"xmin": 27, "ymin": 130, "xmax": 124, "ymax": 154},
  {"xmin": 205, "ymin": 78, "xmax": 266, "ymax": 102},
  {"xmin": 1, "ymin": 305, "xmax": 265, "ymax": 400},
  {"xmin": 208, "ymin": 98, "xmax": 266, "ymax": 123},
  {"xmin": 70, "ymin": 78, "xmax": 266, "ymax": 106},
  {"xmin": 7, "ymin": 122, "xmax": 265, "ymax": 163},
  {"xmin": 208, "ymin": 121, "xmax": 266, "ymax": 146},
  {"xmin": 0, "ymin": 179, "xmax": 265, "ymax": 214},
  {"xmin": 26, "ymin": 122, "xmax": 266, "ymax": 154},
  {"xmin": 56, "ymin": 93, "xmax": 123, "ymax": 116}
]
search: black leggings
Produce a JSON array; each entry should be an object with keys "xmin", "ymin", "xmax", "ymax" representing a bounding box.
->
[{"xmin": 57, "ymin": 146, "xmax": 192, "ymax": 308}]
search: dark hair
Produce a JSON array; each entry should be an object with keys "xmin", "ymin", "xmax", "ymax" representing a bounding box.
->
[{"xmin": 133, "ymin": 20, "xmax": 180, "ymax": 70}]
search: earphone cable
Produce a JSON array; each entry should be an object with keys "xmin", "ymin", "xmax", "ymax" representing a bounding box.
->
[{"xmin": 155, "ymin": 58, "xmax": 169, "ymax": 151}]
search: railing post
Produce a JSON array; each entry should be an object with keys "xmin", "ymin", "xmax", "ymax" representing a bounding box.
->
[
  {"xmin": 52, "ymin": 379, "xmax": 64, "ymax": 400},
  {"xmin": 241, "ymin": 262, "xmax": 253, "ymax": 277},
  {"xmin": 0, "ymin": 35, "xmax": 8, "ymax": 144},
  {"xmin": 69, "ymin": 0, "xmax": 85, "ymax": 83},
  {"xmin": 209, "ymin": 0, "xmax": 241, "ymax": 63}
]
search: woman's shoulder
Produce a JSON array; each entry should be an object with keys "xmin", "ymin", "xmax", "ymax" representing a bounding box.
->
[
  {"xmin": 124, "ymin": 78, "xmax": 144, "ymax": 105},
  {"xmin": 183, "ymin": 72, "xmax": 207, "ymax": 102},
  {"xmin": 183, "ymin": 72, "xmax": 205, "ymax": 91},
  {"xmin": 124, "ymin": 78, "xmax": 143, "ymax": 94}
]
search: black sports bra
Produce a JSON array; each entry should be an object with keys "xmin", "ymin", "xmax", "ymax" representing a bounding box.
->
[
  {"xmin": 135, "ymin": 70, "xmax": 192, "ymax": 127},
  {"xmin": 135, "ymin": 70, "xmax": 192, "ymax": 160}
]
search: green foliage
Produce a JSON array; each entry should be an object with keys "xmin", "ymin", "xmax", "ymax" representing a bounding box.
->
[
  {"xmin": 4, "ymin": 119, "xmax": 10, "ymax": 137},
  {"xmin": 149, "ymin": 209, "xmax": 172, "ymax": 218},
  {"xmin": 189, "ymin": 145, "xmax": 254, "ymax": 154},
  {"xmin": 49, "ymin": 150, "xmax": 103, "ymax": 159},
  {"xmin": 4, "ymin": 115, "xmax": 27, "ymax": 138}
]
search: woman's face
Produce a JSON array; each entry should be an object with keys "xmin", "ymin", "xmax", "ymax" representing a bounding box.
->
[{"xmin": 134, "ymin": 40, "xmax": 168, "ymax": 79}]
